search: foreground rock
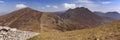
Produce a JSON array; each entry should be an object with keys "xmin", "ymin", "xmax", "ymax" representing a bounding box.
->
[{"xmin": 0, "ymin": 26, "xmax": 39, "ymax": 40}]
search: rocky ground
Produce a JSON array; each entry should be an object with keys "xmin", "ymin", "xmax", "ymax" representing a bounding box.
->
[{"xmin": 0, "ymin": 26, "xmax": 39, "ymax": 40}]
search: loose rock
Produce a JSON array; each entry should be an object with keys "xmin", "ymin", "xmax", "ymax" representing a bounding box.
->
[{"xmin": 0, "ymin": 26, "xmax": 39, "ymax": 40}]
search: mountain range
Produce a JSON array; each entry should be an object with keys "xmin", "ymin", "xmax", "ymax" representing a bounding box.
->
[
  {"xmin": 0, "ymin": 7, "xmax": 118, "ymax": 32},
  {"xmin": 94, "ymin": 11, "xmax": 120, "ymax": 20}
]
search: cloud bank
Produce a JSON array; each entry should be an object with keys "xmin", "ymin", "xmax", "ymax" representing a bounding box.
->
[
  {"xmin": 63, "ymin": 3, "xmax": 76, "ymax": 9},
  {"xmin": 16, "ymin": 4, "xmax": 28, "ymax": 9}
]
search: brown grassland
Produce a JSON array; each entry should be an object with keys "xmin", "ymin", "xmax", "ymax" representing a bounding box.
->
[{"xmin": 28, "ymin": 21, "xmax": 120, "ymax": 40}]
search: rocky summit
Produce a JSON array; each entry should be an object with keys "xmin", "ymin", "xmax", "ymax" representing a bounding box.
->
[
  {"xmin": 59, "ymin": 7, "xmax": 105, "ymax": 29},
  {"xmin": 0, "ymin": 26, "xmax": 39, "ymax": 40}
]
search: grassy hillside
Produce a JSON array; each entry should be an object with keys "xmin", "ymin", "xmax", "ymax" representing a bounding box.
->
[
  {"xmin": 0, "ymin": 8, "xmax": 71, "ymax": 32},
  {"xmin": 28, "ymin": 21, "xmax": 120, "ymax": 40}
]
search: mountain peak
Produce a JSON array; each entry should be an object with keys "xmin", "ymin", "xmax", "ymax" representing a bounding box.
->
[
  {"xmin": 13, "ymin": 7, "xmax": 41, "ymax": 14},
  {"xmin": 67, "ymin": 7, "xmax": 90, "ymax": 12},
  {"xmin": 61, "ymin": 7, "xmax": 104, "ymax": 30},
  {"xmin": 75, "ymin": 7, "xmax": 86, "ymax": 9},
  {"xmin": 74, "ymin": 7, "xmax": 88, "ymax": 10}
]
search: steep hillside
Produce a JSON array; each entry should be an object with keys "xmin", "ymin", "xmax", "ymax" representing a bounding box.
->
[
  {"xmin": 61, "ymin": 7, "xmax": 104, "ymax": 29},
  {"xmin": 28, "ymin": 20, "xmax": 120, "ymax": 40},
  {"xmin": 0, "ymin": 8, "xmax": 69, "ymax": 32},
  {"xmin": 0, "ymin": 8, "xmax": 42, "ymax": 32},
  {"xmin": 39, "ymin": 13, "xmax": 70, "ymax": 32}
]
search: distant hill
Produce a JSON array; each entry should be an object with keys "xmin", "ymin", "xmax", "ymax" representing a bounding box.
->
[
  {"xmin": 94, "ymin": 11, "xmax": 120, "ymax": 20},
  {"xmin": 58, "ymin": 7, "xmax": 105, "ymax": 29},
  {"xmin": 106, "ymin": 12, "xmax": 120, "ymax": 20}
]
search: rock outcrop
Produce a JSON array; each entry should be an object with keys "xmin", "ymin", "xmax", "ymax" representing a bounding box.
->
[{"xmin": 0, "ymin": 26, "xmax": 39, "ymax": 40}]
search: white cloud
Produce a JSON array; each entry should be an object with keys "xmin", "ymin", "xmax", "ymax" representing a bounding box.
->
[
  {"xmin": 75, "ymin": 0, "xmax": 99, "ymax": 8},
  {"xmin": 84, "ymin": 3, "xmax": 99, "ymax": 8},
  {"xmin": 16, "ymin": 4, "xmax": 28, "ymax": 9},
  {"xmin": 76, "ymin": 0, "xmax": 93, "ymax": 4},
  {"xmin": 46, "ymin": 5, "xmax": 51, "ymax": 7},
  {"xmin": 101, "ymin": 2, "xmax": 111, "ymax": 4},
  {"xmin": 63, "ymin": 3, "xmax": 76, "ymax": 9},
  {"xmin": 0, "ymin": 1, "xmax": 4, "ymax": 4},
  {"xmin": 53, "ymin": 6, "xmax": 58, "ymax": 9}
]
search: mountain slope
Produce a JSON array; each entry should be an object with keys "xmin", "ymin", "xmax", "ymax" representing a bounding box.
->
[
  {"xmin": 29, "ymin": 20, "xmax": 120, "ymax": 40},
  {"xmin": 61, "ymin": 7, "xmax": 104, "ymax": 29},
  {"xmin": 0, "ymin": 8, "xmax": 42, "ymax": 32},
  {"xmin": 0, "ymin": 8, "xmax": 69, "ymax": 32}
]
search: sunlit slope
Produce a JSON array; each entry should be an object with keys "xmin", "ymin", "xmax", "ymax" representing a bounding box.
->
[{"xmin": 28, "ymin": 21, "xmax": 120, "ymax": 40}]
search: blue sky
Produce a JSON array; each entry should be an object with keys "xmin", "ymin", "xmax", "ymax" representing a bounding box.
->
[{"xmin": 0, "ymin": 0, "xmax": 120, "ymax": 15}]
